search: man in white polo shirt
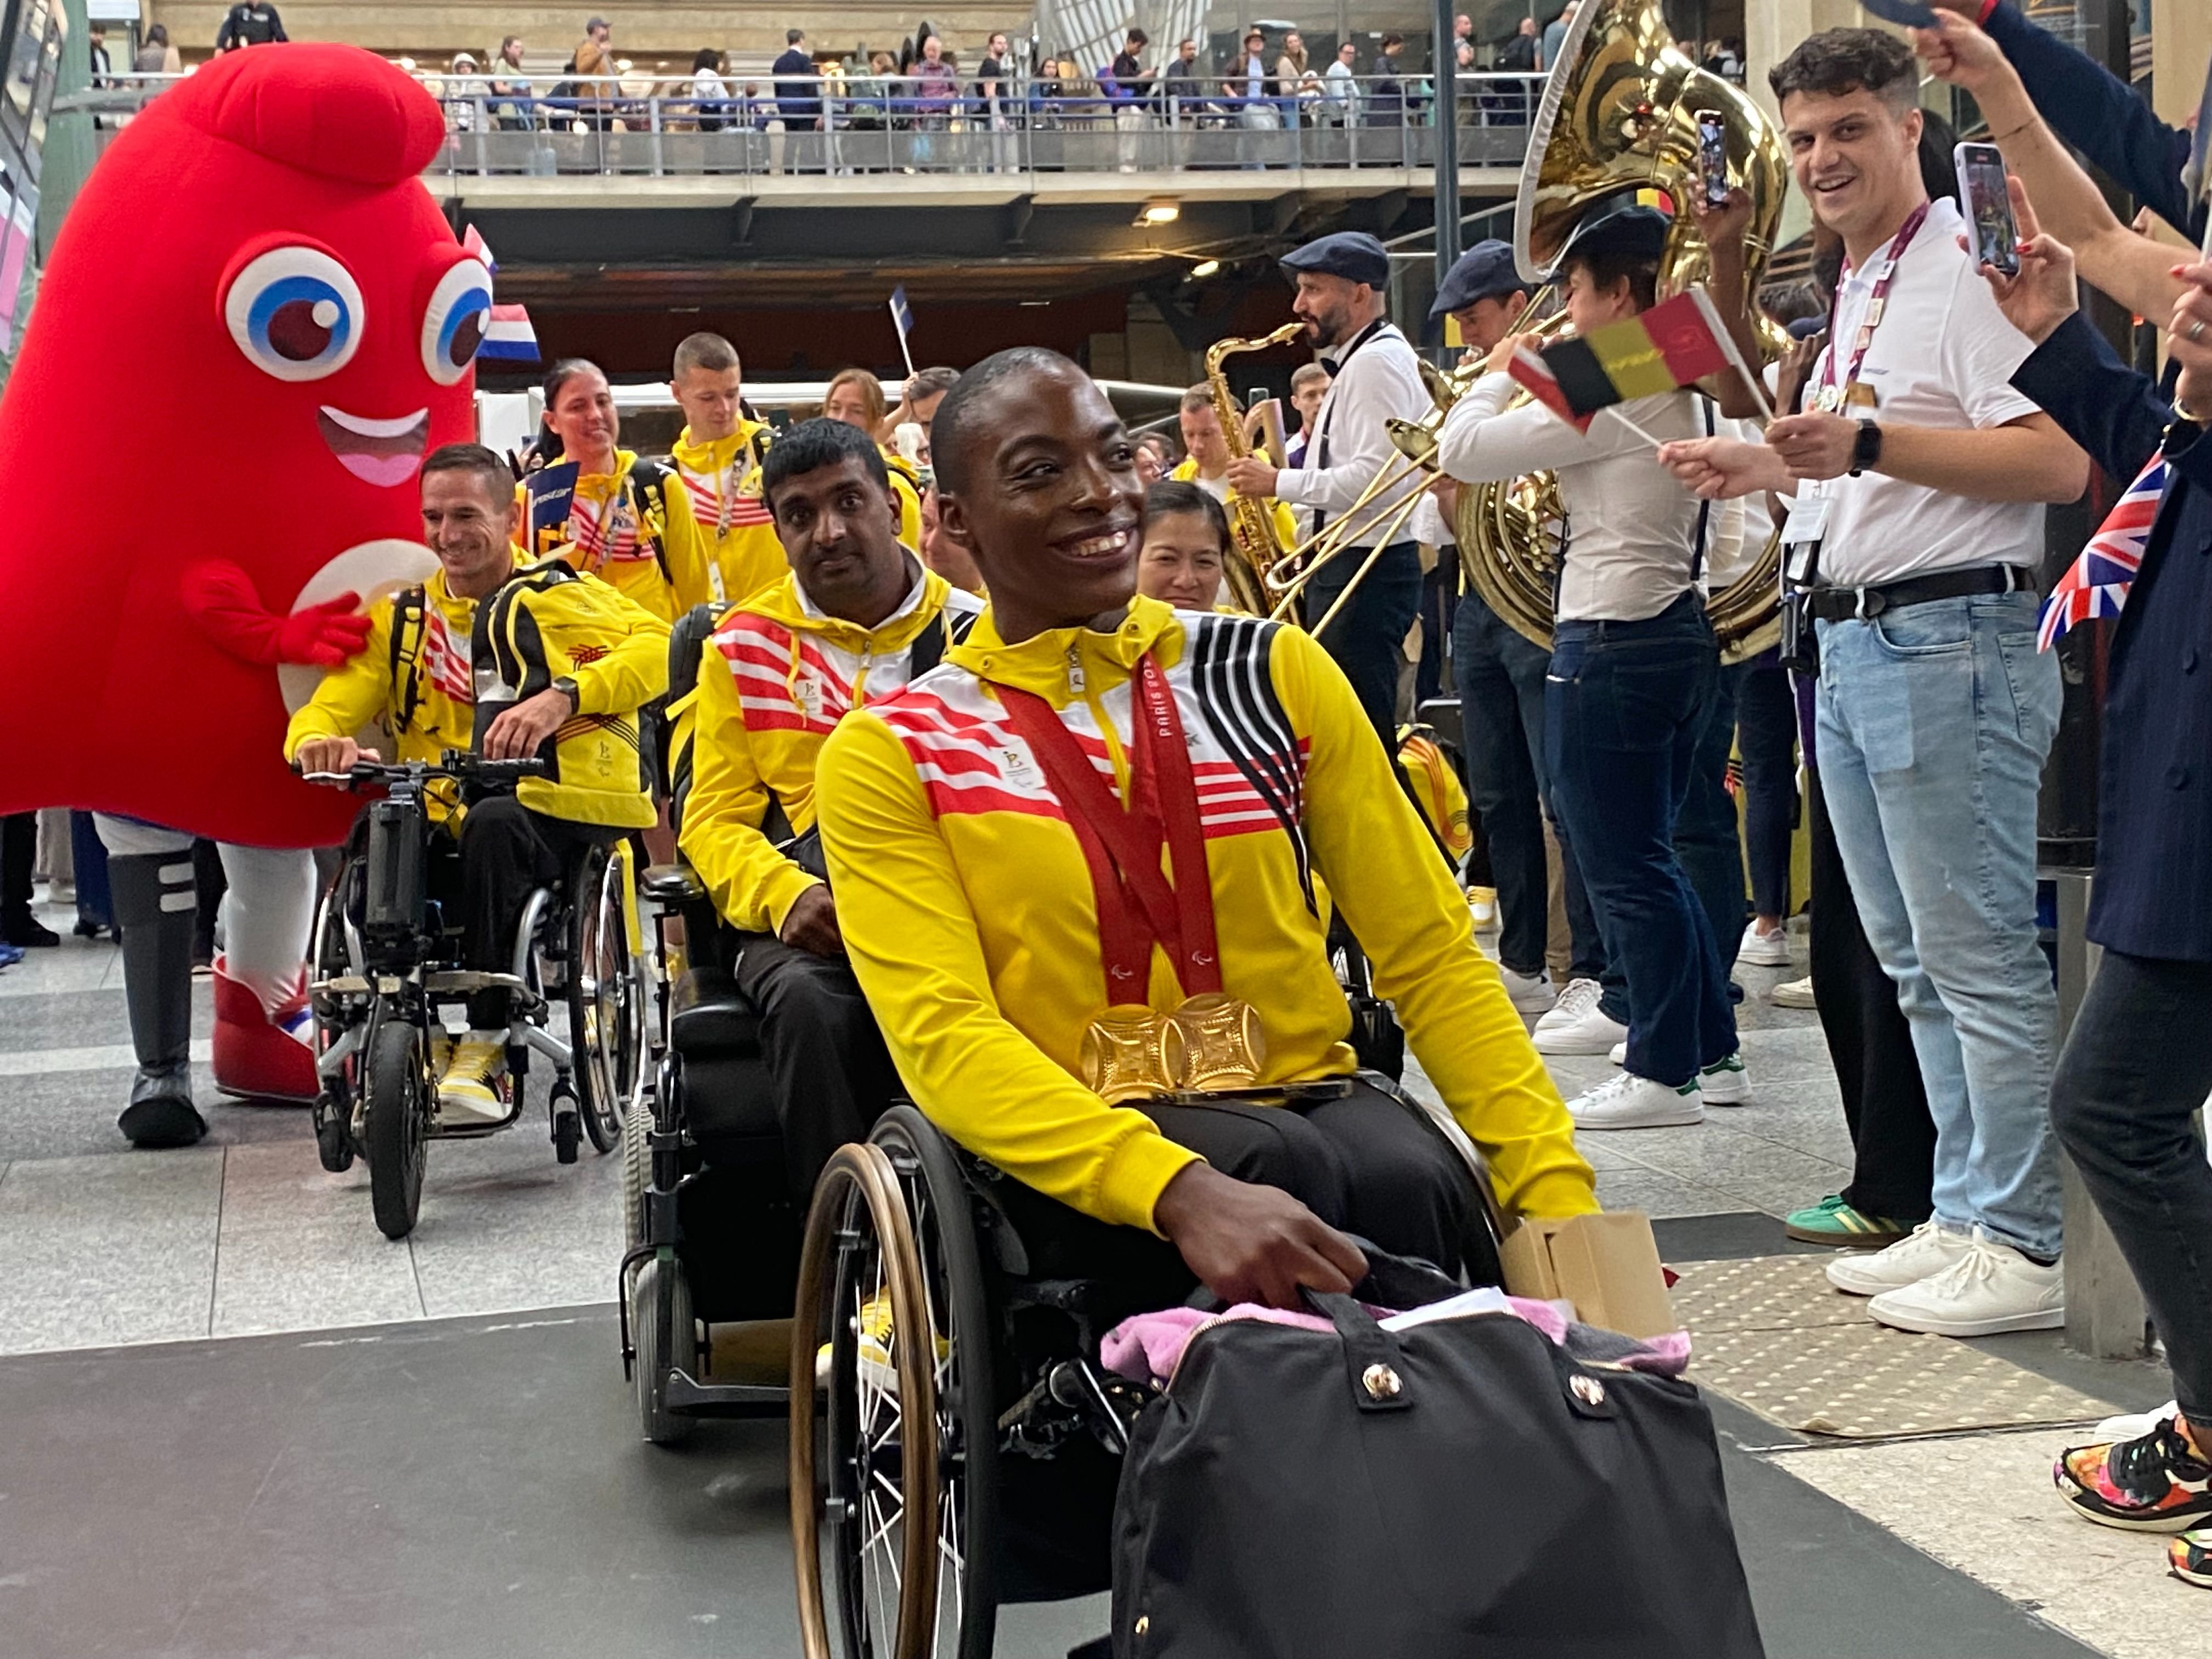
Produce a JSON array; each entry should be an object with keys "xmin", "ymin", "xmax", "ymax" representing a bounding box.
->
[{"xmin": 1661, "ymin": 28, "xmax": 2090, "ymax": 1339}]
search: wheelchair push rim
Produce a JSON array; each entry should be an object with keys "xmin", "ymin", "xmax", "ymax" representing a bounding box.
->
[
  {"xmin": 790, "ymin": 1142, "xmax": 942, "ymax": 1659},
  {"xmin": 570, "ymin": 837, "xmax": 645, "ymax": 1154}
]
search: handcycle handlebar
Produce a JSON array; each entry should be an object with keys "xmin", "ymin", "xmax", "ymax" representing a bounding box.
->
[{"xmin": 296, "ymin": 749, "xmax": 548, "ymax": 790}]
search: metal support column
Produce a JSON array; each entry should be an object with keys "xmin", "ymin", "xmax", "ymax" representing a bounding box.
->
[{"xmin": 1432, "ymin": 0, "xmax": 1463, "ymax": 300}]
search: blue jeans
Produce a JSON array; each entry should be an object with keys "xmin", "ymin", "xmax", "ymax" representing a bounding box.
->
[
  {"xmin": 1547, "ymin": 595, "xmax": 1737, "ymax": 1086},
  {"xmin": 1814, "ymin": 592, "xmax": 2063, "ymax": 1259}
]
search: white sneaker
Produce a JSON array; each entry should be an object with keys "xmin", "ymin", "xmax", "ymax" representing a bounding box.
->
[
  {"xmin": 1738, "ymin": 921, "xmax": 1792, "ymax": 967},
  {"xmin": 1699, "ymin": 1052, "xmax": 1750, "ymax": 1105},
  {"xmin": 1609, "ymin": 1040, "xmax": 1627, "ymax": 1065},
  {"xmin": 1825, "ymin": 1220, "xmax": 1974, "ymax": 1297},
  {"xmin": 2095, "ymin": 1401, "xmax": 2181, "ymax": 1442},
  {"xmin": 1532, "ymin": 978, "xmax": 1628, "ymax": 1056},
  {"xmin": 1467, "ymin": 886, "xmax": 1498, "ymax": 933},
  {"xmin": 1865, "ymin": 1228, "xmax": 2064, "ymax": 1337},
  {"xmin": 1770, "ymin": 976, "xmax": 1816, "ymax": 1009},
  {"xmin": 1499, "ymin": 964, "xmax": 1555, "ymax": 1015},
  {"xmin": 1567, "ymin": 1070, "xmax": 1703, "ymax": 1130}
]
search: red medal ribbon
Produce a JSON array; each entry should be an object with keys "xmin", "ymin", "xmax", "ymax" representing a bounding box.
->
[
  {"xmin": 995, "ymin": 653, "xmax": 1223, "ymax": 1008},
  {"xmin": 1822, "ymin": 200, "xmax": 1929, "ymax": 402}
]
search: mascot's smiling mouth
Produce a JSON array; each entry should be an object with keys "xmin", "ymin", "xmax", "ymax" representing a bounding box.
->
[{"xmin": 318, "ymin": 405, "xmax": 431, "ymax": 487}]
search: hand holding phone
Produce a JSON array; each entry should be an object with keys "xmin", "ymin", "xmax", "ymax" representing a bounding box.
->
[
  {"xmin": 1696, "ymin": 110, "xmax": 1729, "ymax": 208},
  {"xmin": 1956, "ymin": 141, "xmax": 2019, "ymax": 276}
]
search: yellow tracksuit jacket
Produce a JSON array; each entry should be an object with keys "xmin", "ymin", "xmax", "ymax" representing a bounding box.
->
[
  {"xmin": 680, "ymin": 564, "xmax": 981, "ymax": 935},
  {"xmin": 814, "ymin": 594, "xmax": 1596, "ymax": 1233},
  {"xmin": 284, "ymin": 560, "xmax": 672, "ymax": 827},
  {"xmin": 665, "ymin": 421, "xmax": 789, "ymax": 610},
  {"xmin": 1168, "ymin": 456, "xmax": 1300, "ymax": 555},
  {"xmin": 883, "ymin": 449, "xmax": 925, "ymax": 551},
  {"xmin": 517, "ymin": 449, "xmax": 715, "ymax": 623}
]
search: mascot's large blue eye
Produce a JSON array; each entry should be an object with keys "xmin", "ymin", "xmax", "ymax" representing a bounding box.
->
[
  {"xmin": 421, "ymin": 258, "xmax": 494, "ymax": 386},
  {"xmin": 223, "ymin": 246, "xmax": 364, "ymax": 382}
]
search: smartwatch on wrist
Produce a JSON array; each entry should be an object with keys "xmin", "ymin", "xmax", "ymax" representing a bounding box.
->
[
  {"xmin": 1848, "ymin": 420, "xmax": 1883, "ymax": 478},
  {"xmin": 551, "ymin": 675, "xmax": 580, "ymax": 712}
]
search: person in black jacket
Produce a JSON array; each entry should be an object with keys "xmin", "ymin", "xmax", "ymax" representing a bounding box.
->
[
  {"xmin": 215, "ymin": 2, "xmax": 286, "ymax": 50},
  {"xmin": 772, "ymin": 28, "xmax": 820, "ymax": 132}
]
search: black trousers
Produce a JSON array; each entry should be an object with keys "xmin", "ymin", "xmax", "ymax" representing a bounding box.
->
[
  {"xmin": 989, "ymin": 1080, "xmax": 1483, "ymax": 1327},
  {"xmin": 2049, "ymin": 950, "xmax": 2212, "ymax": 1427},
  {"xmin": 1305, "ymin": 541, "xmax": 1423, "ymax": 756},
  {"xmin": 438, "ymin": 796, "xmax": 609, "ymax": 1029},
  {"xmin": 0, "ymin": 810, "xmax": 35, "ymax": 929},
  {"xmin": 1807, "ymin": 766, "xmax": 1936, "ymax": 1222},
  {"xmin": 732, "ymin": 929, "xmax": 901, "ymax": 1202}
]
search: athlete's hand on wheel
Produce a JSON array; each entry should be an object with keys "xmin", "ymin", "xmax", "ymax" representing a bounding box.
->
[
  {"xmin": 1153, "ymin": 1161, "xmax": 1368, "ymax": 1308},
  {"xmin": 779, "ymin": 884, "xmax": 844, "ymax": 956}
]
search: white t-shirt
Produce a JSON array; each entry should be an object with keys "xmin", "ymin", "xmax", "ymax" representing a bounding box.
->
[{"xmin": 1805, "ymin": 196, "xmax": 2044, "ymax": 587}]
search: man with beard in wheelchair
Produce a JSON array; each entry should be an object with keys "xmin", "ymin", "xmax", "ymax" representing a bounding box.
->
[
  {"xmin": 813, "ymin": 350, "xmax": 1598, "ymax": 1312},
  {"xmin": 678, "ymin": 417, "xmax": 983, "ymax": 1200},
  {"xmin": 287, "ymin": 442, "xmax": 670, "ymax": 1126}
]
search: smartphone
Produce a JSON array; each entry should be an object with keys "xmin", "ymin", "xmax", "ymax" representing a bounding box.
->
[
  {"xmin": 1955, "ymin": 141, "xmax": 2019, "ymax": 276},
  {"xmin": 1696, "ymin": 109, "xmax": 1728, "ymax": 208}
]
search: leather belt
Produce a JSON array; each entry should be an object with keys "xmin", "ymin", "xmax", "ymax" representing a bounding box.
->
[{"xmin": 1805, "ymin": 564, "xmax": 2036, "ymax": 624}]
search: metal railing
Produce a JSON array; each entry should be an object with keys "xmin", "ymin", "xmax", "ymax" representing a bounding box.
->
[{"xmin": 80, "ymin": 70, "xmax": 1547, "ymax": 179}]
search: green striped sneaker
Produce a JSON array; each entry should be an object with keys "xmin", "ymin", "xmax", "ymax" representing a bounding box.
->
[{"xmin": 1784, "ymin": 1194, "xmax": 1908, "ymax": 1248}]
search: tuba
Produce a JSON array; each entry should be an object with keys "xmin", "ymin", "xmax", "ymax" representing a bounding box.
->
[
  {"xmin": 1458, "ymin": 0, "xmax": 1788, "ymax": 662},
  {"xmin": 1201, "ymin": 322, "xmax": 1307, "ymax": 616}
]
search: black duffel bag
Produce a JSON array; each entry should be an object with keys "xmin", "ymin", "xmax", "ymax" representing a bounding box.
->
[{"xmin": 1108, "ymin": 1268, "xmax": 1764, "ymax": 1659}]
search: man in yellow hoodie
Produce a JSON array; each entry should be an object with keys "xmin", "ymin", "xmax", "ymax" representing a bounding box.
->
[
  {"xmin": 815, "ymin": 351, "xmax": 1595, "ymax": 1309},
  {"xmin": 662, "ymin": 332, "xmax": 787, "ymax": 609},
  {"xmin": 680, "ymin": 418, "xmax": 980, "ymax": 1197},
  {"xmin": 289, "ymin": 443, "xmax": 670, "ymax": 1123}
]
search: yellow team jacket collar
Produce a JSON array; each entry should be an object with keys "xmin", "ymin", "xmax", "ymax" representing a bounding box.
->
[
  {"xmin": 574, "ymin": 448, "xmax": 639, "ymax": 489},
  {"xmin": 672, "ymin": 421, "xmax": 769, "ymax": 475},
  {"xmin": 950, "ymin": 592, "xmax": 1184, "ymax": 703},
  {"xmin": 740, "ymin": 558, "xmax": 950, "ymax": 656}
]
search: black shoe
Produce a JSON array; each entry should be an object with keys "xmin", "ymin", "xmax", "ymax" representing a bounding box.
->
[
  {"xmin": 119, "ymin": 1096, "xmax": 209, "ymax": 1148},
  {"xmin": 1, "ymin": 913, "xmax": 59, "ymax": 947},
  {"xmin": 73, "ymin": 914, "xmax": 108, "ymax": 939}
]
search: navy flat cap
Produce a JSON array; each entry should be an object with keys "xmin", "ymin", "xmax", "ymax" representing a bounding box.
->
[
  {"xmin": 1280, "ymin": 230, "xmax": 1392, "ymax": 289},
  {"xmin": 1429, "ymin": 239, "xmax": 1527, "ymax": 318},
  {"xmin": 1548, "ymin": 203, "xmax": 1672, "ymax": 273}
]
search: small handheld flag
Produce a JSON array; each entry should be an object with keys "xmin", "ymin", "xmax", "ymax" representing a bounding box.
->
[
  {"xmin": 2037, "ymin": 453, "xmax": 2168, "ymax": 650},
  {"xmin": 888, "ymin": 285, "xmax": 917, "ymax": 377},
  {"xmin": 1510, "ymin": 289, "xmax": 1735, "ymax": 430}
]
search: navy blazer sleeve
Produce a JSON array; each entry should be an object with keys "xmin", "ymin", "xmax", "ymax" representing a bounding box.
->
[
  {"xmin": 2011, "ymin": 311, "xmax": 2171, "ymax": 483},
  {"xmin": 1985, "ymin": 2, "xmax": 2203, "ymax": 242}
]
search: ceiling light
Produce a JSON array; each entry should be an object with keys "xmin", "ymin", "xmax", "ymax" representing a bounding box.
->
[
  {"xmin": 1188, "ymin": 258, "xmax": 1221, "ymax": 278},
  {"xmin": 1137, "ymin": 199, "xmax": 1181, "ymax": 226}
]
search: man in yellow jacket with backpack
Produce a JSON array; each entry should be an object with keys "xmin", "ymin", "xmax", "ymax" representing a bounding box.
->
[{"xmin": 287, "ymin": 443, "xmax": 669, "ymax": 1123}]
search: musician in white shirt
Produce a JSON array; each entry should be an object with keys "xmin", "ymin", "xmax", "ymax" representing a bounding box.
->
[
  {"xmin": 1227, "ymin": 231, "xmax": 1430, "ymax": 751},
  {"xmin": 1436, "ymin": 204, "xmax": 1745, "ymax": 1130}
]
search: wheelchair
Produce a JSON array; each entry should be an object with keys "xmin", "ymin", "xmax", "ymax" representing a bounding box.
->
[
  {"xmin": 305, "ymin": 751, "xmax": 648, "ymax": 1240},
  {"xmin": 788, "ymin": 1086, "xmax": 1509, "ymax": 1658}
]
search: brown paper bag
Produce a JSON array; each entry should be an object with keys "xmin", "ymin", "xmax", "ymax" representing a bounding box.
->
[{"xmin": 1499, "ymin": 1209, "xmax": 1677, "ymax": 1339}]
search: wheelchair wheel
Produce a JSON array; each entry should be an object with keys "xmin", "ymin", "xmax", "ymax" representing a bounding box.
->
[
  {"xmin": 620, "ymin": 1092, "xmax": 653, "ymax": 1265},
  {"xmin": 631, "ymin": 1254, "xmax": 697, "ymax": 1446},
  {"xmin": 791, "ymin": 1143, "xmax": 945, "ymax": 1659},
  {"xmin": 871, "ymin": 1106, "xmax": 1001, "ymax": 1659},
  {"xmin": 308, "ymin": 870, "xmax": 360, "ymax": 1175},
  {"xmin": 570, "ymin": 839, "xmax": 644, "ymax": 1154},
  {"xmin": 364, "ymin": 1021, "xmax": 430, "ymax": 1240}
]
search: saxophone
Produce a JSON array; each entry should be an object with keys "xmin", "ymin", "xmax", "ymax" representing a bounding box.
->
[{"xmin": 1202, "ymin": 322, "xmax": 1306, "ymax": 615}]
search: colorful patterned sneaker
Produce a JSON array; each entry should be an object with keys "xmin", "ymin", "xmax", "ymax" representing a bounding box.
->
[
  {"xmin": 2055, "ymin": 1419, "xmax": 2212, "ymax": 1533},
  {"xmin": 1785, "ymin": 1194, "xmax": 1909, "ymax": 1248},
  {"xmin": 2171, "ymin": 1528, "xmax": 2212, "ymax": 1588}
]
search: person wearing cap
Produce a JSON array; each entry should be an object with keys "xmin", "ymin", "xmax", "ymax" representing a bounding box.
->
[
  {"xmin": 1435, "ymin": 203, "xmax": 1748, "ymax": 1131},
  {"xmin": 1226, "ymin": 231, "xmax": 1430, "ymax": 755},
  {"xmin": 1426, "ymin": 242, "xmax": 1591, "ymax": 1026},
  {"xmin": 1223, "ymin": 27, "xmax": 1281, "ymax": 131}
]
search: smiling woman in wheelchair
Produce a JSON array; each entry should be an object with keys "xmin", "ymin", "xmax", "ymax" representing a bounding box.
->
[
  {"xmin": 286, "ymin": 442, "xmax": 670, "ymax": 1125},
  {"xmin": 814, "ymin": 350, "xmax": 1598, "ymax": 1312}
]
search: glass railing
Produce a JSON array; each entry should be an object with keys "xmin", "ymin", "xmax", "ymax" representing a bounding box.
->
[{"xmin": 77, "ymin": 70, "xmax": 1547, "ymax": 178}]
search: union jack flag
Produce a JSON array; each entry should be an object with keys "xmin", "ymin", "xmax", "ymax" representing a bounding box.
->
[{"xmin": 2038, "ymin": 454, "xmax": 2169, "ymax": 651}]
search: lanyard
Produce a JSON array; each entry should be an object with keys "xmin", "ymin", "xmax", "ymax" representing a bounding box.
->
[
  {"xmin": 1821, "ymin": 202, "xmax": 1929, "ymax": 400},
  {"xmin": 995, "ymin": 656, "xmax": 1223, "ymax": 1007}
]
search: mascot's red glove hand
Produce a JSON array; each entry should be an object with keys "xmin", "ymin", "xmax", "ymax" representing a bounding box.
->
[{"xmin": 182, "ymin": 560, "xmax": 374, "ymax": 668}]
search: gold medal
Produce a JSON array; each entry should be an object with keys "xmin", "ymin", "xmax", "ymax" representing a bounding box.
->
[
  {"xmin": 1167, "ymin": 992, "xmax": 1267, "ymax": 1093},
  {"xmin": 1080, "ymin": 1004, "xmax": 1183, "ymax": 1104},
  {"xmin": 1810, "ymin": 383, "xmax": 1844, "ymax": 415}
]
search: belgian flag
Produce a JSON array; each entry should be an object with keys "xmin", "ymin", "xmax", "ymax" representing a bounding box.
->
[{"xmin": 1509, "ymin": 289, "xmax": 1738, "ymax": 434}]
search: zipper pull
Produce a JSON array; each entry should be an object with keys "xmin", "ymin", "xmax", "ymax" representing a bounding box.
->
[{"xmin": 1065, "ymin": 646, "xmax": 1086, "ymax": 696}]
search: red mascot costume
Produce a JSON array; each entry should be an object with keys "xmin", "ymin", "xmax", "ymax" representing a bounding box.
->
[{"xmin": 0, "ymin": 46, "xmax": 479, "ymax": 1144}]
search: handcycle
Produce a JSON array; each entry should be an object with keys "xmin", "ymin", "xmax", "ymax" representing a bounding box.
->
[{"xmin": 304, "ymin": 749, "xmax": 648, "ymax": 1239}]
